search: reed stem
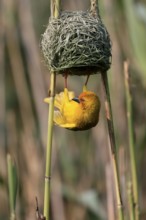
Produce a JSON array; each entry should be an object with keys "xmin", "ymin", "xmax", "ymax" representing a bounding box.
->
[
  {"xmin": 101, "ymin": 72, "xmax": 124, "ymax": 220},
  {"xmin": 43, "ymin": 0, "xmax": 60, "ymax": 218},
  {"xmin": 54, "ymin": 0, "xmax": 60, "ymax": 18},
  {"xmin": 124, "ymin": 61, "xmax": 139, "ymax": 220},
  {"xmin": 127, "ymin": 181, "xmax": 135, "ymax": 220},
  {"xmin": 7, "ymin": 154, "xmax": 17, "ymax": 220},
  {"xmin": 43, "ymin": 71, "xmax": 56, "ymax": 220}
]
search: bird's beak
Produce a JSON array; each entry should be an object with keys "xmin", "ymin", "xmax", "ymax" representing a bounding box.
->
[{"xmin": 72, "ymin": 97, "xmax": 80, "ymax": 103}]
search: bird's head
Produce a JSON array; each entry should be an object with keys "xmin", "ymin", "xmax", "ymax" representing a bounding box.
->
[{"xmin": 78, "ymin": 91, "xmax": 100, "ymax": 111}]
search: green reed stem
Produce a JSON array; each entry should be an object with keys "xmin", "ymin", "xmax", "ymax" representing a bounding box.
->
[
  {"xmin": 43, "ymin": 71, "xmax": 56, "ymax": 220},
  {"xmin": 7, "ymin": 154, "xmax": 17, "ymax": 220},
  {"xmin": 101, "ymin": 72, "xmax": 124, "ymax": 220},
  {"xmin": 43, "ymin": 1, "xmax": 60, "ymax": 219},
  {"xmin": 124, "ymin": 61, "xmax": 139, "ymax": 220},
  {"xmin": 54, "ymin": 0, "xmax": 60, "ymax": 18},
  {"xmin": 127, "ymin": 181, "xmax": 135, "ymax": 220}
]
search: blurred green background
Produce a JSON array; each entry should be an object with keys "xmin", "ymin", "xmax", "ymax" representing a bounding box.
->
[{"xmin": 0, "ymin": 0, "xmax": 146, "ymax": 219}]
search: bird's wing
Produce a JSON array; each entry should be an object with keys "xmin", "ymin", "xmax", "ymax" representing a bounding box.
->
[
  {"xmin": 54, "ymin": 111, "xmax": 65, "ymax": 125},
  {"xmin": 55, "ymin": 88, "xmax": 75, "ymax": 110},
  {"xmin": 44, "ymin": 89, "xmax": 75, "ymax": 110},
  {"xmin": 54, "ymin": 111, "xmax": 76, "ymax": 128}
]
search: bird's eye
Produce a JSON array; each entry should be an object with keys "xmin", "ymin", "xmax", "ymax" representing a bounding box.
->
[
  {"xmin": 72, "ymin": 97, "xmax": 80, "ymax": 103},
  {"xmin": 80, "ymin": 98, "xmax": 85, "ymax": 102}
]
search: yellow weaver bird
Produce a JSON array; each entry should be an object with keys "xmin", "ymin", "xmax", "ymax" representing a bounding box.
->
[{"xmin": 44, "ymin": 86, "xmax": 100, "ymax": 131}]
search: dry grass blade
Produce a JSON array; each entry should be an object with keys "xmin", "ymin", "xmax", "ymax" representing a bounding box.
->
[
  {"xmin": 101, "ymin": 71, "xmax": 124, "ymax": 220},
  {"xmin": 4, "ymin": 0, "xmax": 36, "ymax": 136},
  {"xmin": 17, "ymin": 0, "xmax": 48, "ymax": 146},
  {"xmin": 106, "ymin": 164, "xmax": 115, "ymax": 220}
]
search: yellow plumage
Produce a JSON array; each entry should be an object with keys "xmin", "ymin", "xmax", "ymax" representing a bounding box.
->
[{"xmin": 44, "ymin": 87, "xmax": 100, "ymax": 131}]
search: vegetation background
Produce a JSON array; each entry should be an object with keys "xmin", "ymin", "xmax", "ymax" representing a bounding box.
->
[{"xmin": 0, "ymin": 0, "xmax": 146, "ymax": 219}]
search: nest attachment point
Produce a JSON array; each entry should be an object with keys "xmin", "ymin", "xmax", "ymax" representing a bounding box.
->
[{"xmin": 41, "ymin": 11, "xmax": 112, "ymax": 75}]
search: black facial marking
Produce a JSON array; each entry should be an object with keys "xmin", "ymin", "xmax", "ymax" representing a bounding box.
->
[{"xmin": 72, "ymin": 97, "xmax": 80, "ymax": 103}]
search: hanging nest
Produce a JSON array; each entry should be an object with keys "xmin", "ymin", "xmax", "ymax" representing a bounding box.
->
[{"xmin": 41, "ymin": 11, "xmax": 112, "ymax": 75}]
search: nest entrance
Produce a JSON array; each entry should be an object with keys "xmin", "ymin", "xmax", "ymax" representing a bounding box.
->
[{"xmin": 41, "ymin": 11, "xmax": 111, "ymax": 75}]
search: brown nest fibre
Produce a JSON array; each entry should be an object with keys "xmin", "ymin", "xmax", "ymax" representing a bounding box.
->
[{"xmin": 41, "ymin": 11, "xmax": 111, "ymax": 75}]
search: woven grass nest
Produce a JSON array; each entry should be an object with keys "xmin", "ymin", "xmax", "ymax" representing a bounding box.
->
[{"xmin": 41, "ymin": 11, "xmax": 112, "ymax": 75}]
